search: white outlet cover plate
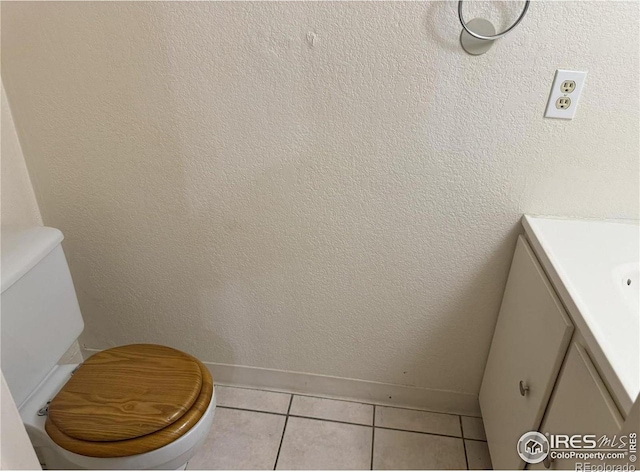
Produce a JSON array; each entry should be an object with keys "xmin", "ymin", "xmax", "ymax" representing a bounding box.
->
[{"xmin": 545, "ymin": 69, "xmax": 587, "ymax": 120}]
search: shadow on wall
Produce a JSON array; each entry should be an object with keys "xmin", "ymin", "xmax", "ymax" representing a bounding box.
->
[
  {"xmin": 2, "ymin": 2, "xmax": 528, "ymax": 392},
  {"xmin": 384, "ymin": 221, "xmax": 521, "ymax": 394},
  {"xmin": 2, "ymin": 4, "xmax": 241, "ymax": 365},
  {"xmin": 3, "ymin": 1, "xmax": 637, "ymax": 400}
]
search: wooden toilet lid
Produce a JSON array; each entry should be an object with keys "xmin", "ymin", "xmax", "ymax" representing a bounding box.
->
[{"xmin": 45, "ymin": 344, "xmax": 213, "ymax": 457}]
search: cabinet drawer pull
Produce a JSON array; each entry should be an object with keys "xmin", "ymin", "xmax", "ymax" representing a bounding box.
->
[{"xmin": 519, "ymin": 380, "xmax": 529, "ymax": 396}]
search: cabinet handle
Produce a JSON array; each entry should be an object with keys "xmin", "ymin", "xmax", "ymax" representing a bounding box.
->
[
  {"xmin": 543, "ymin": 455, "xmax": 554, "ymax": 469},
  {"xmin": 519, "ymin": 380, "xmax": 529, "ymax": 396}
]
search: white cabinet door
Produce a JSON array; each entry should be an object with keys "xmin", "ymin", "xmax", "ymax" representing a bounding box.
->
[
  {"xmin": 529, "ymin": 343, "xmax": 624, "ymax": 470},
  {"xmin": 480, "ymin": 236, "xmax": 574, "ymax": 470}
]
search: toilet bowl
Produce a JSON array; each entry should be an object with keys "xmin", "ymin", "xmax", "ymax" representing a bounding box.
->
[
  {"xmin": 1, "ymin": 227, "xmax": 216, "ymax": 469},
  {"xmin": 22, "ymin": 360, "xmax": 216, "ymax": 470},
  {"xmin": 21, "ymin": 359, "xmax": 216, "ymax": 470},
  {"xmin": 21, "ymin": 352, "xmax": 216, "ymax": 470}
]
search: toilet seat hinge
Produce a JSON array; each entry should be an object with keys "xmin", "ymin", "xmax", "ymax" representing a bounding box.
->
[
  {"xmin": 38, "ymin": 400, "xmax": 51, "ymax": 417},
  {"xmin": 38, "ymin": 366, "xmax": 80, "ymax": 416}
]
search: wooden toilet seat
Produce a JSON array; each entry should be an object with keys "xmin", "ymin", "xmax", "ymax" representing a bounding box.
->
[{"xmin": 45, "ymin": 344, "xmax": 213, "ymax": 458}]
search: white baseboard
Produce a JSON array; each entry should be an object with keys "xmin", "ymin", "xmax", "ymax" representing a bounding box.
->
[
  {"xmin": 204, "ymin": 361, "xmax": 480, "ymax": 417},
  {"xmin": 81, "ymin": 347, "xmax": 479, "ymax": 416}
]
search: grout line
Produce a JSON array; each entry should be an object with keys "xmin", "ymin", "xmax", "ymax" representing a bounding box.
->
[
  {"xmin": 370, "ymin": 405, "xmax": 376, "ymax": 470},
  {"xmin": 216, "ymin": 383, "xmax": 481, "ymax": 418},
  {"xmin": 272, "ymin": 395, "xmax": 293, "ymax": 470},
  {"xmin": 217, "ymin": 405, "xmax": 287, "ymax": 416},
  {"xmin": 373, "ymin": 425, "xmax": 465, "ymax": 440},
  {"xmin": 372, "ymin": 403, "xmax": 376, "ymax": 427},
  {"xmin": 288, "ymin": 414, "xmax": 373, "ymax": 428},
  {"xmin": 287, "ymin": 394, "xmax": 293, "ymax": 415},
  {"xmin": 216, "ymin": 384, "xmax": 295, "ymax": 396},
  {"xmin": 216, "ymin": 405, "xmax": 487, "ymax": 443},
  {"xmin": 461, "ymin": 417, "xmax": 470, "ymax": 470},
  {"xmin": 219, "ymin": 384, "xmax": 380, "ymax": 407}
]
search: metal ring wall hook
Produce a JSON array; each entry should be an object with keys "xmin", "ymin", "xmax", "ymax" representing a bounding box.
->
[
  {"xmin": 459, "ymin": 0, "xmax": 530, "ymax": 41},
  {"xmin": 458, "ymin": 0, "xmax": 530, "ymax": 55}
]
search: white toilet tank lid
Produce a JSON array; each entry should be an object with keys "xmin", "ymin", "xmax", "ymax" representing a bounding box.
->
[{"xmin": 1, "ymin": 226, "xmax": 64, "ymax": 293}]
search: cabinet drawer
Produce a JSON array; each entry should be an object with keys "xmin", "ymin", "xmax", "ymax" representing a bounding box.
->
[
  {"xmin": 480, "ymin": 236, "xmax": 574, "ymax": 470},
  {"xmin": 529, "ymin": 343, "xmax": 623, "ymax": 470}
]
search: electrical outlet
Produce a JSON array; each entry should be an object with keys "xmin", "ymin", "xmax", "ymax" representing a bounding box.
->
[
  {"xmin": 560, "ymin": 80, "xmax": 576, "ymax": 93},
  {"xmin": 545, "ymin": 69, "xmax": 587, "ymax": 120}
]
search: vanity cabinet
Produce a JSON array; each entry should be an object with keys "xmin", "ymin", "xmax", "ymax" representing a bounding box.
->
[
  {"xmin": 481, "ymin": 235, "xmax": 627, "ymax": 470},
  {"xmin": 480, "ymin": 236, "xmax": 574, "ymax": 469},
  {"xmin": 528, "ymin": 343, "xmax": 623, "ymax": 470}
]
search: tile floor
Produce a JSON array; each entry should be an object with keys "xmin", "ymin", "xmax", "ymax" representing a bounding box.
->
[{"xmin": 187, "ymin": 386, "xmax": 492, "ymax": 470}]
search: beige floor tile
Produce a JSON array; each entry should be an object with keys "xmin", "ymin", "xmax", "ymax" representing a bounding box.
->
[
  {"xmin": 373, "ymin": 428, "xmax": 466, "ymax": 470},
  {"xmin": 276, "ymin": 417, "xmax": 372, "ymax": 470},
  {"xmin": 465, "ymin": 439, "xmax": 493, "ymax": 470},
  {"xmin": 215, "ymin": 386, "xmax": 291, "ymax": 414},
  {"xmin": 461, "ymin": 416, "xmax": 487, "ymax": 440},
  {"xmin": 187, "ymin": 408, "xmax": 285, "ymax": 470},
  {"xmin": 290, "ymin": 396, "xmax": 374, "ymax": 425},
  {"xmin": 375, "ymin": 406, "xmax": 461, "ymax": 437}
]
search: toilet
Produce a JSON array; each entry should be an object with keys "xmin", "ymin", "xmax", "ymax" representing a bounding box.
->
[{"xmin": 1, "ymin": 226, "xmax": 216, "ymax": 469}]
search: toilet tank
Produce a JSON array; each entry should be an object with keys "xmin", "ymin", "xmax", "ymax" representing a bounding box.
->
[{"xmin": 1, "ymin": 227, "xmax": 84, "ymax": 407}]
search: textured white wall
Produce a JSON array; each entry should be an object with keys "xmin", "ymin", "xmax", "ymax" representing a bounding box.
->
[
  {"xmin": 1, "ymin": 2, "xmax": 638, "ymax": 397},
  {"xmin": 1, "ymin": 82, "xmax": 42, "ymax": 228}
]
